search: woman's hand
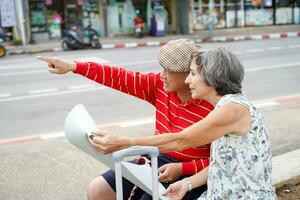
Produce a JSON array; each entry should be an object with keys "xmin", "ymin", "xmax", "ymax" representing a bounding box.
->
[
  {"xmin": 89, "ymin": 130, "xmax": 130, "ymax": 154},
  {"xmin": 162, "ymin": 179, "xmax": 189, "ymax": 200},
  {"xmin": 158, "ymin": 163, "xmax": 182, "ymax": 183},
  {"xmin": 37, "ymin": 56, "xmax": 76, "ymax": 74}
]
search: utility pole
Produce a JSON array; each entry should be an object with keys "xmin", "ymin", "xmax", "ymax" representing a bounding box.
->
[{"xmin": 15, "ymin": 0, "xmax": 26, "ymax": 46}]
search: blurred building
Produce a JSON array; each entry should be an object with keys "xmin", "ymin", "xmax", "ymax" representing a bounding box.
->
[{"xmin": 0, "ymin": 0, "xmax": 299, "ymax": 44}]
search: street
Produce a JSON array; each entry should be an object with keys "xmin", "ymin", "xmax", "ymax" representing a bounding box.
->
[
  {"xmin": 0, "ymin": 37, "xmax": 300, "ymax": 200},
  {"xmin": 0, "ymin": 37, "xmax": 300, "ymax": 145}
]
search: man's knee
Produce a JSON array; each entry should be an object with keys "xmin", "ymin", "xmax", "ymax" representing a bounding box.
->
[{"xmin": 87, "ymin": 176, "xmax": 115, "ymax": 200}]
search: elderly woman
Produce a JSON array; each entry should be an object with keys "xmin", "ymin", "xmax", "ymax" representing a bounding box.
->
[{"xmin": 90, "ymin": 47, "xmax": 277, "ymax": 199}]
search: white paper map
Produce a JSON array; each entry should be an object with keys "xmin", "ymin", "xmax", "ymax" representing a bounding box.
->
[{"xmin": 64, "ymin": 104, "xmax": 169, "ymax": 200}]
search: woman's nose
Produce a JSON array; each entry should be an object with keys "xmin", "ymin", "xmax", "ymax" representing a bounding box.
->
[{"xmin": 185, "ymin": 74, "xmax": 191, "ymax": 84}]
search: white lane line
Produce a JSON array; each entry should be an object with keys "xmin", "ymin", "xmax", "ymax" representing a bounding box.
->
[
  {"xmin": 75, "ymin": 57, "xmax": 111, "ymax": 63},
  {"xmin": 245, "ymin": 62, "xmax": 300, "ymax": 72},
  {"xmin": 0, "ymin": 70, "xmax": 47, "ymax": 77},
  {"xmin": 69, "ymin": 84, "xmax": 95, "ymax": 90},
  {"xmin": 0, "ymin": 60, "xmax": 157, "ymax": 77},
  {"xmin": 288, "ymin": 44, "xmax": 300, "ymax": 48},
  {"xmin": 115, "ymin": 60, "xmax": 157, "ymax": 66},
  {"xmin": 267, "ymin": 46, "xmax": 283, "ymax": 50},
  {"xmin": 233, "ymin": 51, "xmax": 242, "ymax": 55},
  {"xmin": 40, "ymin": 131, "xmax": 65, "ymax": 139},
  {"xmin": 0, "ymin": 65, "xmax": 42, "ymax": 70},
  {"xmin": 0, "ymin": 93, "xmax": 11, "ymax": 98},
  {"xmin": 118, "ymin": 117, "xmax": 155, "ymax": 128},
  {"xmin": 28, "ymin": 88, "xmax": 58, "ymax": 94},
  {"xmin": 0, "ymin": 87, "xmax": 106, "ymax": 103},
  {"xmin": 246, "ymin": 49, "xmax": 265, "ymax": 53},
  {"xmin": 254, "ymin": 101, "xmax": 279, "ymax": 109}
]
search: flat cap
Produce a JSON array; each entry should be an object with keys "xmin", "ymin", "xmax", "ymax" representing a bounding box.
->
[{"xmin": 157, "ymin": 39, "xmax": 200, "ymax": 72}]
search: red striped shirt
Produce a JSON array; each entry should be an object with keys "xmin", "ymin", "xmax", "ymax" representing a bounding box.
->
[{"xmin": 75, "ymin": 62, "xmax": 214, "ymax": 175}]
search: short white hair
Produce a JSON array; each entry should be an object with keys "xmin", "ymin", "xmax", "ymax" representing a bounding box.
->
[{"xmin": 193, "ymin": 47, "xmax": 244, "ymax": 95}]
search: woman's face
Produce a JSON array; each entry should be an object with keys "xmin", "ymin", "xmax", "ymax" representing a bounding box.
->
[{"xmin": 185, "ymin": 58, "xmax": 214, "ymax": 100}]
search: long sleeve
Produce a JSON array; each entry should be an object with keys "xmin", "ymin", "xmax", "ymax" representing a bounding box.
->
[
  {"xmin": 75, "ymin": 62, "xmax": 159, "ymax": 105},
  {"xmin": 181, "ymin": 158, "xmax": 210, "ymax": 175}
]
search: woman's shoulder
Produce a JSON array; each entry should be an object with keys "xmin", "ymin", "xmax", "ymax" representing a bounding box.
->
[{"xmin": 217, "ymin": 93, "xmax": 250, "ymax": 108}]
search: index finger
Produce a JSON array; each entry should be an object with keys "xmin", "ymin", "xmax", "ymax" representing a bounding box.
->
[{"xmin": 36, "ymin": 56, "xmax": 53, "ymax": 64}]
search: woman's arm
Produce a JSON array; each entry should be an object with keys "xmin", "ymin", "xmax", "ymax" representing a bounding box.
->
[
  {"xmin": 161, "ymin": 167, "xmax": 209, "ymax": 199},
  {"xmin": 91, "ymin": 103, "xmax": 250, "ymax": 154}
]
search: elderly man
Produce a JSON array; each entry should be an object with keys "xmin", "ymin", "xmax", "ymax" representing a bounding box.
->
[{"xmin": 38, "ymin": 39, "xmax": 213, "ymax": 200}]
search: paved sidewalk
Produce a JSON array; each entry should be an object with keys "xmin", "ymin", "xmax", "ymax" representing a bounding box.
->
[
  {"xmin": 4, "ymin": 24, "xmax": 300, "ymax": 55},
  {"xmin": 0, "ymin": 96, "xmax": 300, "ymax": 200}
]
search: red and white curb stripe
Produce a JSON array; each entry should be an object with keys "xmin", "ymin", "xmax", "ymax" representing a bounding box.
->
[
  {"xmin": 1, "ymin": 95, "xmax": 299, "ymax": 147},
  {"xmin": 8, "ymin": 31, "xmax": 300, "ymax": 55}
]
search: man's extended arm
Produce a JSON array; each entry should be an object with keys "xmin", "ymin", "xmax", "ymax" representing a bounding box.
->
[
  {"xmin": 75, "ymin": 62, "xmax": 158, "ymax": 104},
  {"xmin": 37, "ymin": 56, "xmax": 159, "ymax": 105}
]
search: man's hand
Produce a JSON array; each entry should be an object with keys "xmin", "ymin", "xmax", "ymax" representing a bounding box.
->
[
  {"xmin": 89, "ymin": 130, "xmax": 130, "ymax": 154},
  {"xmin": 162, "ymin": 179, "xmax": 188, "ymax": 200},
  {"xmin": 158, "ymin": 163, "xmax": 182, "ymax": 183},
  {"xmin": 37, "ymin": 56, "xmax": 76, "ymax": 74}
]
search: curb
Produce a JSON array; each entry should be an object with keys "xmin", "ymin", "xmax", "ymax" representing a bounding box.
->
[
  {"xmin": 7, "ymin": 31, "xmax": 300, "ymax": 56},
  {"xmin": 272, "ymin": 148, "xmax": 300, "ymax": 188}
]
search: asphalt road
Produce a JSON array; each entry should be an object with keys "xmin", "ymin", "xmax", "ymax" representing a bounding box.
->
[{"xmin": 0, "ymin": 37, "xmax": 299, "ymax": 139}]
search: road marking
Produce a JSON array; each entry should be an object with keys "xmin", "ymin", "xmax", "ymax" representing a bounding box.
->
[
  {"xmin": 288, "ymin": 44, "xmax": 300, "ymax": 48},
  {"xmin": 118, "ymin": 117, "xmax": 155, "ymax": 128},
  {"xmin": 69, "ymin": 84, "xmax": 95, "ymax": 90},
  {"xmin": 28, "ymin": 88, "xmax": 58, "ymax": 94},
  {"xmin": 233, "ymin": 51, "xmax": 242, "ymax": 55},
  {"xmin": 0, "ymin": 65, "xmax": 42, "ymax": 70},
  {"xmin": 1, "ymin": 93, "xmax": 299, "ymax": 146},
  {"xmin": 246, "ymin": 62, "xmax": 300, "ymax": 72},
  {"xmin": 75, "ymin": 57, "xmax": 111, "ymax": 63},
  {"xmin": 246, "ymin": 49, "xmax": 265, "ymax": 53},
  {"xmin": 0, "ymin": 93, "xmax": 11, "ymax": 98},
  {"xmin": 255, "ymin": 101, "xmax": 279, "ymax": 109},
  {"xmin": 115, "ymin": 60, "xmax": 157, "ymax": 66},
  {"xmin": 0, "ymin": 70, "xmax": 47, "ymax": 77},
  {"xmin": 0, "ymin": 60, "xmax": 157, "ymax": 77},
  {"xmin": 40, "ymin": 132, "xmax": 65, "ymax": 139},
  {"xmin": 267, "ymin": 46, "xmax": 283, "ymax": 50},
  {"xmin": 0, "ymin": 87, "xmax": 105, "ymax": 103},
  {"xmin": 0, "ymin": 62, "xmax": 299, "ymax": 102}
]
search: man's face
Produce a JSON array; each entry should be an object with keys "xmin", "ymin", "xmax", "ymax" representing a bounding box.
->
[{"xmin": 160, "ymin": 69, "xmax": 190, "ymax": 92}]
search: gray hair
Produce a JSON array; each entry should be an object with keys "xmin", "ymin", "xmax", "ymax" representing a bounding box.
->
[{"xmin": 193, "ymin": 47, "xmax": 244, "ymax": 95}]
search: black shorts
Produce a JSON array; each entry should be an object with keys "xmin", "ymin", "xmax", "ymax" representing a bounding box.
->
[{"xmin": 102, "ymin": 153, "xmax": 207, "ymax": 200}]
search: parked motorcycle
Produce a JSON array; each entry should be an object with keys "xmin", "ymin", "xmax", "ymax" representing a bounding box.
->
[
  {"xmin": 0, "ymin": 43, "xmax": 6, "ymax": 58},
  {"xmin": 61, "ymin": 24, "xmax": 101, "ymax": 50},
  {"xmin": 0, "ymin": 27, "xmax": 8, "ymax": 58},
  {"xmin": 133, "ymin": 10, "xmax": 144, "ymax": 38}
]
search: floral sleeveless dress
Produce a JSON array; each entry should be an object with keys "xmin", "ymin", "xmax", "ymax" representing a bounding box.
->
[{"xmin": 198, "ymin": 94, "xmax": 277, "ymax": 200}]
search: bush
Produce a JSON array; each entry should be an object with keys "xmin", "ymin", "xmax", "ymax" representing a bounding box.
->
[{"xmin": 13, "ymin": 39, "xmax": 23, "ymax": 46}]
